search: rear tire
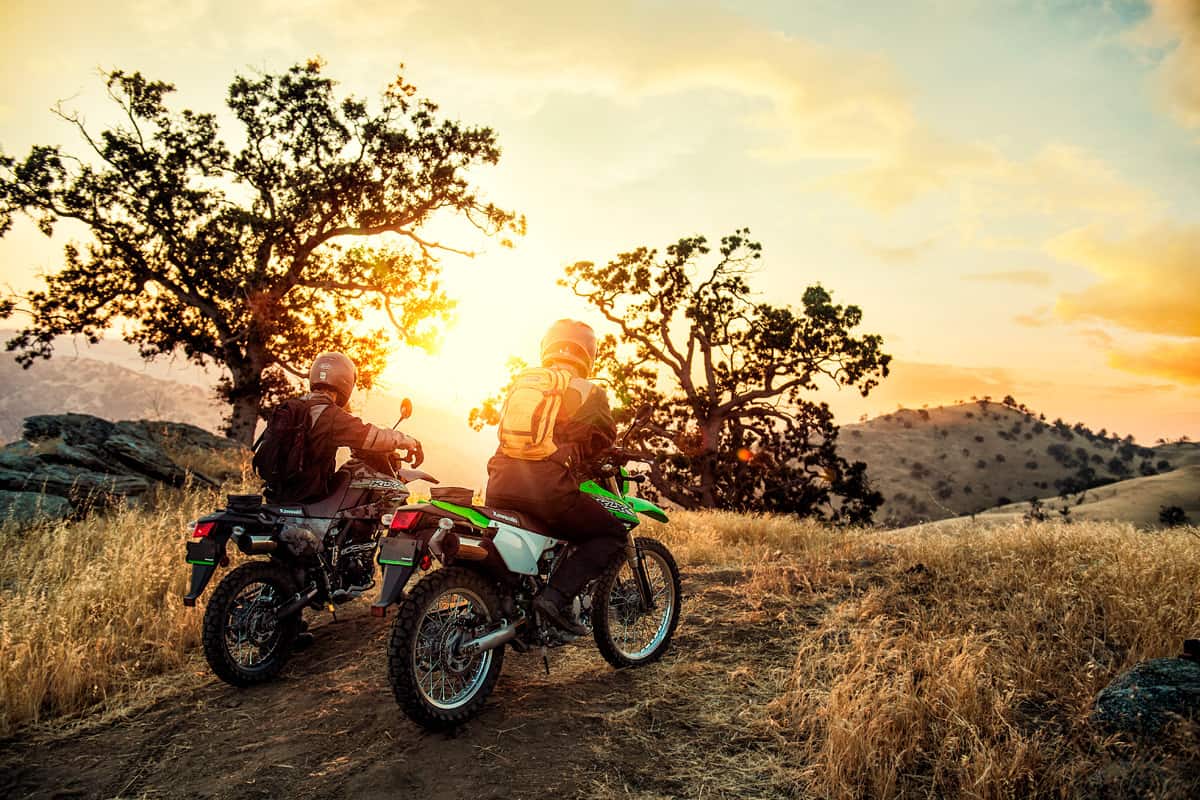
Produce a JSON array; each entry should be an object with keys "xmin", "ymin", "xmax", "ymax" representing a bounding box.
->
[
  {"xmin": 592, "ymin": 537, "xmax": 681, "ymax": 669},
  {"xmin": 387, "ymin": 567, "xmax": 506, "ymax": 731},
  {"xmin": 202, "ymin": 561, "xmax": 300, "ymax": 687}
]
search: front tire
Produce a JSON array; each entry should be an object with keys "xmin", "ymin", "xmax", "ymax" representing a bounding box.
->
[
  {"xmin": 387, "ymin": 567, "xmax": 506, "ymax": 731},
  {"xmin": 202, "ymin": 561, "xmax": 300, "ymax": 687},
  {"xmin": 592, "ymin": 537, "xmax": 682, "ymax": 669}
]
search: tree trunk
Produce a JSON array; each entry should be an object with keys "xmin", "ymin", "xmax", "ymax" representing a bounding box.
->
[{"xmin": 226, "ymin": 392, "xmax": 261, "ymax": 447}]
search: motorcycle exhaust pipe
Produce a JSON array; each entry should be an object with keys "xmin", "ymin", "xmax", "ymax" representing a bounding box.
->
[
  {"xmin": 459, "ymin": 619, "xmax": 523, "ymax": 656},
  {"xmin": 275, "ymin": 586, "xmax": 320, "ymax": 620}
]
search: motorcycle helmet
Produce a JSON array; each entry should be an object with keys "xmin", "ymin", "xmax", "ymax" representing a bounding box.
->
[
  {"xmin": 540, "ymin": 319, "xmax": 597, "ymax": 377},
  {"xmin": 309, "ymin": 351, "xmax": 357, "ymax": 407}
]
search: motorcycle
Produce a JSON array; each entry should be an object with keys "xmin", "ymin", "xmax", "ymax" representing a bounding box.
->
[
  {"xmin": 182, "ymin": 399, "xmax": 436, "ymax": 686},
  {"xmin": 372, "ymin": 412, "xmax": 682, "ymax": 730}
]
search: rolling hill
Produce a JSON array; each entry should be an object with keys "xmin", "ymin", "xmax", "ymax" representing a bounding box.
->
[{"xmin": 839, "ymin": 400, "xmax": 1194, "ymax": 526}]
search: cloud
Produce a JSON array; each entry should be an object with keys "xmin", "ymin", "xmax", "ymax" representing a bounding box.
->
[
  {"xmin": 1127, "ymin": 0, "xmax": 1200, "ymax": 131},
  {"xmin": 964, "ymin": 270, "xmax": 1052, "ymax": 287},
  {"xmin": 1050, "ymin": 220, "xmax": 1200, "ymax": 385},
  {"xmin": 857, "ymin": 235, "xmax": 939, "ymax": 264},
  {"xmin": 1050, "ymin": 222, "xmax": 1200, "ymax": 338},
  {"xmin": 1108, "ymin": 340, "xmax": 1200, "ymax": 385},
  {"xmin": 1013, "ymin": 305, "xmax": 1053, "ymax": 328}
]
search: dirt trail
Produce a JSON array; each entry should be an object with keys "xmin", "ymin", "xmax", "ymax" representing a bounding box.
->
[{"xmin": 1, "ymin": 565, "xmax": 818, "ymax": 800}]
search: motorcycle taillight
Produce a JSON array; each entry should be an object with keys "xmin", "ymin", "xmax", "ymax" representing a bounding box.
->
[
  {"xmin": 389, "ymin": 510, "xmax": 423, "ymax": 531},
  {"xmin": 192, "ymin": 521, "xmax": 215, "ymax": 538}
]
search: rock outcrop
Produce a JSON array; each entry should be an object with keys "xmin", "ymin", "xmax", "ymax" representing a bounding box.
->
[
  {"xmin": 1092, "ymin": 657, "xmax": 1200, "ymax": 735},
  {"xmin": 0, "ymin": 413, "xmax": 245, "ymax": 523}
]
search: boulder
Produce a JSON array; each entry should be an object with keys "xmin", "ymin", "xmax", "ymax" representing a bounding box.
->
[
  {"xmin": 0, "ymin": 490, "xmax": 73, "ymax": 523},
  {"xmin": 0, "ymin": 413, "xmax": 240, "ymax": 521},
  {"xmin": 1092, "ymin": 657, "xmax": 1200, "ymax": 735},
  {"xmin": 106, "ymin": 427, "xmax": 204, "ymax": 487},
  {"xmin": 22, "ymin": 414, "xmax": 117, "ymax": 448},
  {"xmin": 0, "ymin": 461, "xmax": 152, "ymax": 500}
]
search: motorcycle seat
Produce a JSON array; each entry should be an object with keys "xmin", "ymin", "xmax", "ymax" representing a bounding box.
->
[{"xmin": 302, "ymin": 471, "xmax": 353, "ymax": 519}]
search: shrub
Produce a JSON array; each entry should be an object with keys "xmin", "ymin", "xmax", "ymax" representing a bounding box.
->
[{"xmin": 1159, "ymin": 505, "xmax": 1190, "ymax": 527}]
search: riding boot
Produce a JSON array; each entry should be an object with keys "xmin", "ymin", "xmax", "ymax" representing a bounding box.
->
[{"xmin": 533, "ymin": 586, "xmax": 588, "ymax": 637}]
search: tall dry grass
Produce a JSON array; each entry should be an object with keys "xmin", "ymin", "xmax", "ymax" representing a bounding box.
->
[
  {"xmin": 771, "ymin": 519, "xmax": 1200, "ymax": 798},
  {"xmin": 0, "ymin": 478, "xmax": 246, "ymax": 736}
]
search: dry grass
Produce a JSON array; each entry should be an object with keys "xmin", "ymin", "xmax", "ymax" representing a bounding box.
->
[
  {"xmin": 594, "ymin": 512, "xmax": 1200, "ymax": 799},
  {"xmin": 772, "ymin": 520, "xmax": 1200, "ymax": 799},
  {"xmin": 2, "ymin": 499, "xmax": 1199, "ymax": 798},
  {"xmin": 0, "ymin": 481, "xmax": 244, "ymax": 736}
]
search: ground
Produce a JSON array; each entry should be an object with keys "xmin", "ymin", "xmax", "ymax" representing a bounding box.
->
[{"xmin": 0, "ymin": 564, "xmax": 806, "ymax": 800}]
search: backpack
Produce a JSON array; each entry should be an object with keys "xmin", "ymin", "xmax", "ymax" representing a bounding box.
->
[
  {"xmin": 252, "ymin": 397, "xmax": 327, "ymax": 492},
  {"xmin": 497, "ymin": 367, "xmax": 571, "ymax": 461}
]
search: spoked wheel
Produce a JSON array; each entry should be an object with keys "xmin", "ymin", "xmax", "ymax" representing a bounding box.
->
[
  {"xmin": 592, "ymin": 537, "xmax": 682, "ymax": 669},
  {"xmin": 202, "ymin": 561, "xmax": 300, "ymax": 686},
  {"xmin": 387, "ymin": 567, "xmax": 506, "ymax": 731}
]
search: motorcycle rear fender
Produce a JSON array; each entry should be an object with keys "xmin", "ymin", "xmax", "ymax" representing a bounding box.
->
[
  {"xmin": 371, "ymin": 535, "xmax": 420, "ymax": 614},
  {"xmin": 182, "ymin": 515, "xmax": 233, "ymax": 606}
]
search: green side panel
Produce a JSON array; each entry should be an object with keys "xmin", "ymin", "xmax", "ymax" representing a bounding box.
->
[
  {"xmin": 187, "ymin": 559, "xmax": 216, "ymax": 566},
  {"xmin": 379, "ymin": 557, "xmax": 415, "ymax": 567},
  {"xmin": 627, "ymin": 496, "xmax": 670, "ymax": 523},
  {"xmin": 429, "ymin": 500, "xmax": 491, "ymax": 529}
]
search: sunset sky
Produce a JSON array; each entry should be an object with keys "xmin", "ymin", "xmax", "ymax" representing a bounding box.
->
[{"xmin": 1, "ymin": 0, "xmax": 1198, "ymax": 444}]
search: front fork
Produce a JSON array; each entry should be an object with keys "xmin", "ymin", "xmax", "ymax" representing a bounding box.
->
[{"xmin": 625, "ymin": 535, "xmax": 655, "ymax": 611}]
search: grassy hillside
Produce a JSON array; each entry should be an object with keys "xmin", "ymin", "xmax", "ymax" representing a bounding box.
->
[
  {"xmin": 840, "ymin": 400, "xmax": 1187, "ymax": 526},
  {"xmin": 2, "ymin": 490, "xmax": 1198, "ymax": 797}
]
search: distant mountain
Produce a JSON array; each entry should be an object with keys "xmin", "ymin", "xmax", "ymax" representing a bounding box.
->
[
  {"xmin": 0, "ymin": 356, "xmax": 224, "ymax": 443},
  {"xmin": 841, "ymin": 400, "xmax": 1190, "ymax": 526}
]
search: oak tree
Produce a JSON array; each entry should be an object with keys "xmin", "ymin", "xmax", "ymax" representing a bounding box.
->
[
  {"xmin": 0, "ymin": 60, "xmax": 522, "ymax": 443},
  {"xmin": 533, "ymin": 230, "xmax": 888, "ymax": 521}
]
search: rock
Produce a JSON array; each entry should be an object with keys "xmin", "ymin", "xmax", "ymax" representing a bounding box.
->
[
  {"xmin": 23, "ymin": 414, "xmax": 117, "ymax": 448},
  {"xmin": 0, "ymin": 461, "xmax": 152, "ymax": 500},
  {"xmin": 140, "ymin": 420, "xmax": 242, "ymax": 451},
  {"xmin": 0, "ymin": 412, "xmax": 240, "ymax": 521},
  {"xmin": 105, "ymin": 429, "xmax": 199, "ymax": 487},
  {"xmin": 1092, "ymin": 657, "xmax": 1200, "ymax": 735},
  {"xmin": 0, "ymin": 490, "xmax": 73, "ymax": 523}
]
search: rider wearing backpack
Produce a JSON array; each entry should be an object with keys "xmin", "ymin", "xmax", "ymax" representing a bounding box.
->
[
  {"xmin": 485, "ymin": 320, "xmax": 627, "ymax": 636},
  {"xmin": 254, "ymin": 351, "xmax": 422, "ymax": 504}
]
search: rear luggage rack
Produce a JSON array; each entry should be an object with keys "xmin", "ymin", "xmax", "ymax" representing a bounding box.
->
[
  {"xmin": 430, "ymin": 486, "xmax": 476, "ymax": 506},
  {"xmin": 226, "ymin": 494, "xmax": 264, "ymax": 512}
]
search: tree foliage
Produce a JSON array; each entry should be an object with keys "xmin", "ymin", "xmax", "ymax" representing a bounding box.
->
[
  {"xmin": 477, "ymin": 230, "xmax": 891, "ymax": 523},
  {"xmin": 0, "ymin": 60, "xmax": 522, "ymax": 443}
]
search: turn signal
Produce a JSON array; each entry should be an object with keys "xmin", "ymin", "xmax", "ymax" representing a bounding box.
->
[
  {"xmin": 192, "ymin": 521, "xmax": 215, "ymax": 538},
  {"xmin": 389, "ymin": 510, "xmax": 423, "ymax": 531}
]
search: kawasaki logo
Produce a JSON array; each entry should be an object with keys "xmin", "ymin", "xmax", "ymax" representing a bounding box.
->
[{"xmin": 494, "ymin": 512, "xmax": 520, "ymax": 524}]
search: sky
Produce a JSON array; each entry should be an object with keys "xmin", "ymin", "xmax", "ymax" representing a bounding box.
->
[{"xmin": 1, "ymin": 0, "xmax": 1199, "ymax": 445}]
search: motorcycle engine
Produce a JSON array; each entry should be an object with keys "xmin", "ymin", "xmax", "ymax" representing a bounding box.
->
[
  {"xmin": 333, "ymin": 521, "xmax": 378, "ymax": 588},
  {"xmin": 337, "ymin": 542, "xmax": 376, "ymax": 587}
]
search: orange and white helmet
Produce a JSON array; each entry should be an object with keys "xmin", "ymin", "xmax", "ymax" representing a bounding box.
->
[
  {"xmin": 540, "ymin": 319, "xmax": 597, "ymax": 377},
  {"xmin": 308, "ymin": 351, "xmax": 357, "ymax": 407}
]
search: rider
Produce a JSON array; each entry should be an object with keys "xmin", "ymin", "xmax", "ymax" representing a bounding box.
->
[
  {"xmin": 277, "ymin": 351, "xmax": 423, "ymax": 649},
  {"xmin": 485, "ymin": 320, "xmax": 627, "ymax": 636},
  {"xmin": 285, "ymin": 351, "xmax": 423, "ymax": 504}
]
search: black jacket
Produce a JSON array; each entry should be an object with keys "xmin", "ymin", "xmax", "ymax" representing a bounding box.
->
[{"xmin": 286, "ymin": 393, "xmax": 410, "ymax": 503}]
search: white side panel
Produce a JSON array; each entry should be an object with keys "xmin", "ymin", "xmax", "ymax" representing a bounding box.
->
[{"xmin": 489, "ymin": 523, "xmax": 558, "ymax": 575}]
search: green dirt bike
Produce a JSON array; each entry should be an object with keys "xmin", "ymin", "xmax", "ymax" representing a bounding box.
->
[{"xmin": 371, "ymin": 418, "xmax": 681, "ymax": 731}]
